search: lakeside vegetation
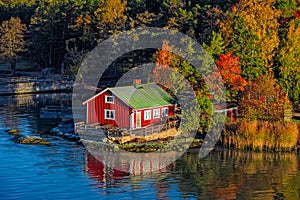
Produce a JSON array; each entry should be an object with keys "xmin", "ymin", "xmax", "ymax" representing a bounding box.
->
[
  {"xmin": 223, "ymin": 121, "xmax": 299, "ymax": 152},
  {"xmin": 0, "ymin": 0, "xmax": 299, "ymax": 151}
]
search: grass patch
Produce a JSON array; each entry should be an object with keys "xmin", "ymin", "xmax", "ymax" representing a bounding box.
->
[{"xmin": 118, "ymin": 143, "xmax": 167, "ymax": 152}]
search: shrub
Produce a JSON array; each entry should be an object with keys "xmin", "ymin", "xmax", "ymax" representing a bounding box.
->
[{"xmin": 239, "ymin": 75, "xmax": 293, "ymax": 123}]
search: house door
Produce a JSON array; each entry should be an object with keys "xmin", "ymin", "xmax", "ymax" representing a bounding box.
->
[
  {"xmin": 161, "ymin": 107, "xmax": 169, "ymax": 122},
  {"xmin": 136, "ymin": 112, "xmax": 141, "ymax": 128},
  {"xmin": 130, "ymin": 113, "xmax": 134, "ymax": 129}
]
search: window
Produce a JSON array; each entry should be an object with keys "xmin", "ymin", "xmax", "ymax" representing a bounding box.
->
[
  {"xmin": 162, "ymin": 108, "xmax": 168, "ymax": 117},
  {"xmin": 153, "ymin": 109, "xmax": 160, "ymax": 119},
  {"xmin": 144, "ymin": 110, "xmax": 151, "ymax": 120},
  {"xmin": 105, "ymin": 109, "xmax": 115, "ymax": 120},
  {"xmin": 105, "ymin": 95, "xmax": 114, "ymax": 103}
]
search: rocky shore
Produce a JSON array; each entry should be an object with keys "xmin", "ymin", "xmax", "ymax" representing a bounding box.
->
[{"xmin": 49, "ymin": 119, "xmax": 80, "ymax": 142}]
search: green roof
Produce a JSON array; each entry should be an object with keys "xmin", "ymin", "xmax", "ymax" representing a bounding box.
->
[{"xmin": 109, "ymin": 83, "xmax": 175, "ymax": 109}]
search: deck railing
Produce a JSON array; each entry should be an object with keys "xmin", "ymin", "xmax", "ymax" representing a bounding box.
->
[{"xmin": 75, "ymin": 120, "xmax": 179, "ymax": 137}]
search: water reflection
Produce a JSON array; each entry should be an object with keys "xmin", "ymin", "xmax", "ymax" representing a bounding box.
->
[
  {"xmin": 173, "ymin": 150, "xmax": 299, "ymax": 199},
  {"xmin": 84, "ymin": 150, "xmax": 300, "ymax": 199},
  {"xmin": 0, "ymin": 93, "xmax": 71, "ymax": 133}
]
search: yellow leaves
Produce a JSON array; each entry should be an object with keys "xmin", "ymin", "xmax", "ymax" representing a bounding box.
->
[
  {"xmin": 222, "ymin": 0, "xmax": 281, "ymax": 69},
  {"xmin": 94, "ymin": 0, "xmax": 127, "ymax": 24},
  {"xmin": 134, "ymin": 11, "xmax": 156, "ymax": 27},
  {"xmin": 2, "ymin": 0, "xmax": 35, "ymax": 7},
  {"xmin": 217, "ymin": 15, "xmax": 233, "ymax": 46},
  {"xmin": 279, "ymin": 19, "xmax": 300, "ymax": 66},
  {"xmin": 166, "ymin": 17, "xmax": 178, "ymax": 29},
  {"xmin": 287, "ymin": 21, "xmax": 300, "ymax": 42}
]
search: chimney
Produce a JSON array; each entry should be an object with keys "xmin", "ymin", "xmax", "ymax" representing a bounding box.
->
[
  {"xmin": 133, "ymin": 79, "xmax": 142, "ymax": 85},
  {"xmin": 133, "ymin": 79, "xmax": 142, "ymax": 89}
]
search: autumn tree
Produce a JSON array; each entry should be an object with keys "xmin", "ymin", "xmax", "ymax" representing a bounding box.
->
[
  {"xmin": 239, "ymin": 75, "xmax": 292, "ymax": 122},
  {"xmin": 68, "ymin": 0, "xmax": 102, "ymax": 48},
  {"xmin": 154, "ymin": 40, "xmax": 210, "ymax": 96},
  {"xmin": 94, "ymin": 0, "xmax": 127, "ymax": 40},
  {"xmin": 276, "ymin": 19, "xmax": 300, "ymax": 106},
  {"xmin": 203, "ymin": 31, "xmax": 247, "ymax": 99},
  {"xmin": 216, "ymin": 52, "xmax": 247, "ymax": 99},
  {"xmin": 153, "ymin": 40, "xmax": 220, "ymax": 135},
  {"xmin": 219, "ymin": 0, "xmax": 281, "ymax": 80},
  {"xmin": 153, "ymin": 40, "xmax": 174, "ymax": 89},
  {"xmin": 0, "ymin": 17, "xmax": 27, "ymax": 75}
]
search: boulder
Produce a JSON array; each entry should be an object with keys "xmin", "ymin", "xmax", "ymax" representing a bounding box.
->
[
  {"xmin": 13, "ymin": 136, "xmax": 50, "ymax": 145},
  {"xmin": 5, "ymin": 129, "xmax": 21, "ymax": 134}
]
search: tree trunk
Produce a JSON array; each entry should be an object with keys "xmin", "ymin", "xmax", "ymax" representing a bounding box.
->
[{"xmin": 10, "ymin": 60, "xmax": 16, "ymax": 75}]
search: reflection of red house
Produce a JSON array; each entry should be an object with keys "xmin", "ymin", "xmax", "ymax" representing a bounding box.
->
[
  {"xmin": 85, "ymin": 153, "xmax": 129, "ymax": 184},
  {"xmin": 214, "ymin": 102, "xmax": 239, "ymax": 122},
  {"xmin": 83, "ymin": 81, "xmax": 176, "ymax": 129},
  {"xmin": 85, "ymin": 153, "xmax": 174, "ymax": 184}
]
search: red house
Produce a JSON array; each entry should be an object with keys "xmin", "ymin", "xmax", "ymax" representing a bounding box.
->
[
  {"xmin": 214, "ymin": 102, "xmax": 239, "ymax": 122},
  {"xmin": 83, "ymin": 82, "xmax": 176, "ymax": 129}
]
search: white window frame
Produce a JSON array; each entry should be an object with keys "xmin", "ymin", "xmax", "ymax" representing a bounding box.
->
[
  {"xmin": 105, "ymin": 95, "xmax": 114, "ymax": 104},
  {"xmin": 153, "ymin": 109, "xmax": 160, "ymax": 119},
  {"xmin": 104, "ymin": 109, "xmax": 115, "ymax": 120},
  {"xmin": 144, "ymin": 110, "xmax": 151, "ymax": 120}
]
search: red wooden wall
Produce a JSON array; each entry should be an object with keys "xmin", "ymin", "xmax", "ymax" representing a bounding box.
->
[
  {"xmin": 86, "ymin": 91, "xmax": 132, "ymax": 128},
  {"xmin": 133, "ymin": 104, "xmax": 175, "ymax": 128}
]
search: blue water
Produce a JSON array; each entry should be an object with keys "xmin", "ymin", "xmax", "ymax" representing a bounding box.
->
[{"xmin": 0, "ymin": 94, "xmax": 299, "ymax": 199}]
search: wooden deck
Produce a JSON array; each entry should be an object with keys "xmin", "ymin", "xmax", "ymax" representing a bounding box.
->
[{"xmin": 75, "ymin": 120, "xmax": 179, "ymax": 141}]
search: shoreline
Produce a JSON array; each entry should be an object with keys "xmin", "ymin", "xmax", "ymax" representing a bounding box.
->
[
  {"xmin": 0, "ymin": 74, "xmax": 73, "ymax": 95},
  {"xmin": 49, "ymin": 119, "xmax": 300, "ymax": 154}
]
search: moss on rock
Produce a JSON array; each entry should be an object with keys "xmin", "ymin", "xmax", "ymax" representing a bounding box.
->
[
  {"xmin": 5, "ymin": 129, "xmax": 21, "ymax": 134},
  {"xmin": 14, "ymin": 136, "xmax": 50, "ymax": 145}
]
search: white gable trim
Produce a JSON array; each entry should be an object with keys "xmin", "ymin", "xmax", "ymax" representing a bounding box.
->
[
  {"xmin": 82, "ymin": 88, "xmax": 110, "ymax": 105},
  {"xmin": 82, "ymin": 88, "xmax": 134, "ymax": 109}
]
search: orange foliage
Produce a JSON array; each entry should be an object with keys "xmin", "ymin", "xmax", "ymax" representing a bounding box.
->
[
  {"xmin": 155, "ymin": 40, "xmax": 173, "ymax": 66},
  {"xmin": 153, "ymin": 40, "xmax": 174, "ymax": 88},
  {"xmin": 216, "ymin": 52, "xmax": 247, "ymax": 93},
  {"xmin": 74, "ymin": 14, "xmax": 92, "ymax": 27}
]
